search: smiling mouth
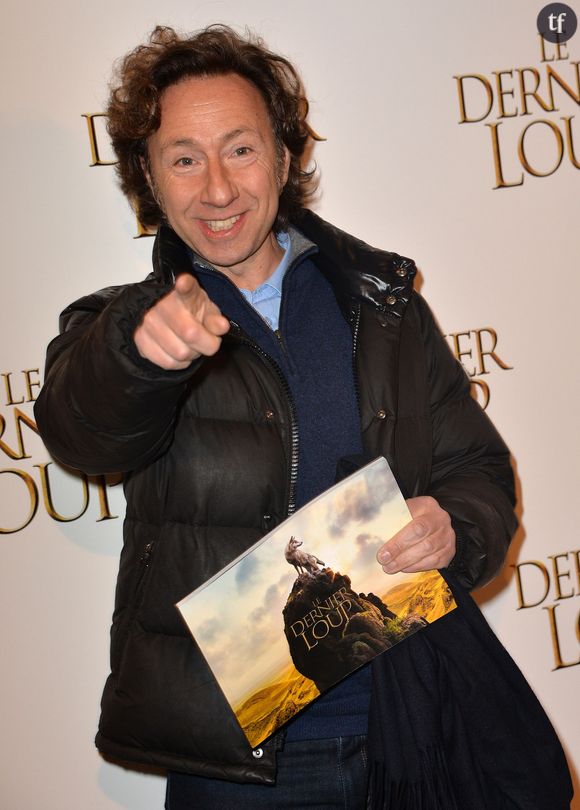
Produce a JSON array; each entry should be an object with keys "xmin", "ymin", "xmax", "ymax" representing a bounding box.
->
[{"xmin": 204, "ymin": 215, "xmax": 241, "ymax": 232}]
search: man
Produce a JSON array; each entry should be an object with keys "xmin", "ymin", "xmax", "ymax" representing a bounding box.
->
[{"xmin": 35, "ymin": 24, "xmax": 570, "ymax": 810}]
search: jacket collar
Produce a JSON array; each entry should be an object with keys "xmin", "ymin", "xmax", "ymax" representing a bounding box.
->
[
  {"xmin": 152, "ymin": 210, "xmax": 416, "ymax": 319},
  {"xmin": 294, "ymin": 209, "xmax": 416, "ymax": 319}
]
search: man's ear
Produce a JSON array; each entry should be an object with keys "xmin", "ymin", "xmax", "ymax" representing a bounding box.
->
[
  {"xmin": 140, "ymin": 155, "xmax": 162, "ymax": 207},
  {"xmin": 140, "ymin": 155, "xmax": 153, "ymax": 190},
  {"xmin": 278, "ymin": 146, "xmax": 291, "ymax": 191}
]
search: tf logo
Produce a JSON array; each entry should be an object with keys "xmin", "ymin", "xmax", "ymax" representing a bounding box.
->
[{"xmin": 537, "ymin": 3, "xmax": 578, "ymax": 43}]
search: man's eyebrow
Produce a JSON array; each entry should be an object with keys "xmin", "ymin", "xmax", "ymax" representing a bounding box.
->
[
  {"xmin": 222, "ymin": 127, "xmax": 256, "ymax": 142},
  {"xmin": 160, "ymin": 128, "xmax": 263, "ymax": 152}
]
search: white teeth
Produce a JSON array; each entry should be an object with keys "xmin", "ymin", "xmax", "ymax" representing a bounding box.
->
[{"xmin": 205, "ymin": 215, "xmax": 240, "ymax": 232}]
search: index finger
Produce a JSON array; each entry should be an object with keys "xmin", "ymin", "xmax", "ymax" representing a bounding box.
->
[{"xmin": 174, "ymin": 272, "xmax": 200, "ymax": 299}]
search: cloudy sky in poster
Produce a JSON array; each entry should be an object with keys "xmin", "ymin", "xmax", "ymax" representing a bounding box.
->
[{"xmin": 178, "ymin": 458, "xmax": 412, "ymax": 705}]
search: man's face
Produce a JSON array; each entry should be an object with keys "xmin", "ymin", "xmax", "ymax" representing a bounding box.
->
[{"xmin": 146, "ymin": 73, "xmax": 290, "ymax": 287}]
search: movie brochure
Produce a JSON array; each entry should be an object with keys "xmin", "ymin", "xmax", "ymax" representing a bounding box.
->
[{"xmin": 177, "ymin": 457, "xmax": 457, "ymax": 748}]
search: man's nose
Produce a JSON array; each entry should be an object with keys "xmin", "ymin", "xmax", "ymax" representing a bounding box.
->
[{"xmin": 201, "ymin": 158, "xmax": 238, "ymax": 208}]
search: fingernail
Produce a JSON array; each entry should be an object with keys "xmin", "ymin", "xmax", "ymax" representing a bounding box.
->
[{"xmin": 378, "ymin": 550, "xmax": 391, "ymax": 565}]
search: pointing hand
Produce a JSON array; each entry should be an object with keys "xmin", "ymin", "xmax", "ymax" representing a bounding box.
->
[{"xmin": 134, "ymin": 273, "xmax": 230, "ymax": 370}]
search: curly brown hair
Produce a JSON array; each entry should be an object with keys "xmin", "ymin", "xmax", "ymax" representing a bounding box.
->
[{"xmin": 107, "ymin": 25, "xmax": 317, "ymax": 231}]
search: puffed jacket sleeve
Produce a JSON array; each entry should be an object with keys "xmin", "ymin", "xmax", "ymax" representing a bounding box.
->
[
  {"xmin": 415, "ymin": 293, "xmax": 518, "ymax": 589},
  {"xmin": 34, "ymin": 275, "xmax": 201, "ymax": 475}
]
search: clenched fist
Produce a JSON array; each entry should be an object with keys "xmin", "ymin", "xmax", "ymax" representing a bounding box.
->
[{"xmin": 134, "ymin": 274, "xmax": 230, "ymax": 370}]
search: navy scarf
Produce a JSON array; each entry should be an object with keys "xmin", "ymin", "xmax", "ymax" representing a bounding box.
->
[{"xmin": 367, "ymin": 573, "xmax": 573, "ymax": 809}]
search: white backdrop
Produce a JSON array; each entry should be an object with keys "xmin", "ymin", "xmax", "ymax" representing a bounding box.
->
[{"xmin": 1, "ymin": 1, "xmax": 578, "ymax": 807}]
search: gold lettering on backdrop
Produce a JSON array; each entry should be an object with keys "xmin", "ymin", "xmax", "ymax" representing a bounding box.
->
[
  {"xmin": 448, "ymin": 331, "xmax": 475, "ymax": 376},
  {"xmin": 445, "ymin": 328, "xmax": 512, "ymax": 410},
  {"xmin": 23, "ymin": 369, "xmax": 41, "ymax": 402},
  {"xmin": 454, "ymin": 30, "xmax": 579, "ymax": 188},
  {"xmin": 1, "ymin": 369, "xmax": 41, "ymax": 406},
  {"xmin": 2, "ymin": 372, "xmax": 24, "ymax": 405},
  {"xmin": 514, "ymin": 560, "xmax": 551, "ymax": 609},
  {"xmin": 469, "ymin": 379, "xmax": 490, "ymax": 410},
  {"xmin": 518, "ymin": 68, "xmax": 556, "ymax": 115},
  {"xmin": 493, "ymin": 70, "xmax": 519, "ymax": 118},
  {"xmin": 1, "ymin": 367, "xmax": 121, "ymax": 532},
  {"xmin": 81, "ymin": 113, "xmax": 116, "ymax": 166},
  {"xmin": 513, "ymin": 551, "xmax": 580, "ymax": 671},
  {"xmin": 454, "ymin": 74, "xmax": 494, "ymax": 123},
  {"xmin": 517, "ymin": 119, "xmax": 564, "ymax": 177},
  {"xmin": 95, "ymin": 474, "xmax": 120, "ymax": 521},
  {"xmin": 0, "ymin": 408, "xmax": 40, "ymax": 460},
  {"xmin": 550, "ymin": 553, "xmax": 576, "ymax": 600},
  {"xmin": 561, "ymin": 115, "xmax": 580, "ymax": 167},
  {"xmin": 547, "ymin": 62, "xmax": 580, "ymax": 105},
  {"xmin": 539, "ymin": 34, "xmax": 569, "ymax": 63},
  {"xmin": 81, "ymin": 112, "xmax": 155, "ymax": 239},
  {"xmin": 0, "ymin": 469, "xmax": 39, "ymax": 534},
  {"xmin": 0, "ymin": 462, "xmax": 120, "ymax": 532},
  {"xmin": 134, "ymin": 217, "xmax": 157, "ymax": 239},
  {"xmin": 542, "ymin": 604, "xmax": 580, "ymax": 670},
  {"xmin": 485, "ymin": 122, "xmax": 525, "ymax": 188},
  {"xmin": 34, "ymin": 462, "xmax": 90, "ymax": 522},
  {"xmin": 472, "ymin": 328, "xmax": 513, "ymax": 374}
]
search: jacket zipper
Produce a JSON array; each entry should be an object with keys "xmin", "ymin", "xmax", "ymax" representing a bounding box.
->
[
  {"xmin": 140, "ymin": 541, "xmax": 154, "ymax": 567},
  {"xmin": 133, "ymin": 540, "xmax": 155, "ymax": 605},
  {"xmin": 113, "ymin": 540, "xmax": 156, "ymax": 669},
  {"xmin": 350, "ymin": 301, "xmax": 362, "ymax": 416},
  {"xmin": 193, "ymin": 253, "xmax": 314, "ymax": 518},
  {"xmin": 228, "ymin": 326, "xmax": 300, "ymax": 517}
]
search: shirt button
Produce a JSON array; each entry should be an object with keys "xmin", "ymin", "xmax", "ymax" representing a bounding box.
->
[
  {"xmin": 385, "ymin": 295, "xmax": 397, "ymax": 306},
  {"xmin": 252, "ymin": 748, "xmax": 264, "ymax": 759},
  {"xmin": 265, "ymin": 409, "xmax": 275, "ymax": 420},
  {"xmin": 377, "ymin": 409, "xmax": 387, "ymax": 419}
]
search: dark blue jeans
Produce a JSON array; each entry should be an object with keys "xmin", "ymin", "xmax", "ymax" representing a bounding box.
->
[{"xmin": 165, "ymin": 735, "xmax": 369, "ymax": 809}]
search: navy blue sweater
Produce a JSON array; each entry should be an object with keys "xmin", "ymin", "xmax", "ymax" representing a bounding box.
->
[{"xmin": 195, "ymin": 250, "xmax": 372, "ymax": 740}]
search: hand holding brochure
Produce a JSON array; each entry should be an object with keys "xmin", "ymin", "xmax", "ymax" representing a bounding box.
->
[{"xmin": 177, "ymin": 457, "xmax": 456, "ymax": 748}]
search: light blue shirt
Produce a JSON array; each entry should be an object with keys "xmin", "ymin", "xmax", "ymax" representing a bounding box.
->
[{"xmin": 239, "ymin": 233, "xmax": 291, "ymax": 331}]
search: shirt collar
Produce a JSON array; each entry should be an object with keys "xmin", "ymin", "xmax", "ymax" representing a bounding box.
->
[
  {"xmin": 189, "ymin": 227, "xmax": 316, "ymax": 289},
  {"xmin": 257, "ymin": 232, "xmax": 291, "ymax": 295}
]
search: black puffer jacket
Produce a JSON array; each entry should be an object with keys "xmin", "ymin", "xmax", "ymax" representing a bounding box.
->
[{"xmin": 34, "ymin": 211, "xmax": 517, "ymax": 783}]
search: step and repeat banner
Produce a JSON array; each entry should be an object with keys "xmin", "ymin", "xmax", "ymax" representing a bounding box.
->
[{"xmin": 1, "ymin": 1, "xmax": 578, "ymax": 807}]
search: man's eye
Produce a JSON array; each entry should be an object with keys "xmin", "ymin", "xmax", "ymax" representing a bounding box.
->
[
  {"xmin": 234, "ymin": 147, "xmax": 252, "ymax": 157},
  {"xmin": 176, "ymin": 157, "xmax": 194, "ymax": 167}
]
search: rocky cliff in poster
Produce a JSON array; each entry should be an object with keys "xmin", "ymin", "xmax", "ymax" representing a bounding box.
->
[{"xmin": 177, "ymin": 458, "xmax": 457, "ymax": 748}]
